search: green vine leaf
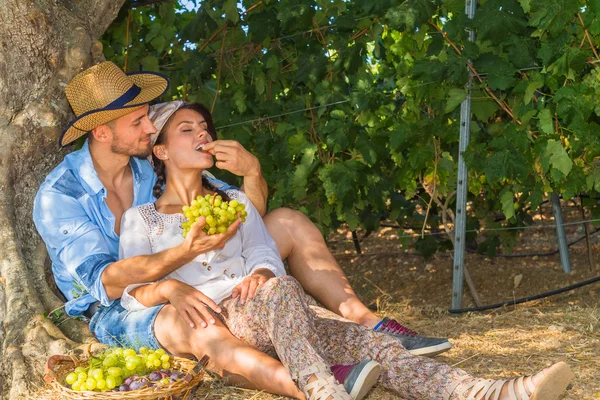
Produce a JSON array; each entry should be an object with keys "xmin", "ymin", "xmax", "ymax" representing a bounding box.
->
[{"xmin": 98, "ymin": 0, "xmax": 600, "ymax": 256}]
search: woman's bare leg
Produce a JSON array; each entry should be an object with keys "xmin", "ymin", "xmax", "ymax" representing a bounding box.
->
[
  {"xmin": 263, "ymin": 208, "xmax": 380, "ymax": 328},
  {"xmin": 154, "ymin": 304, "xmax": 304, "ymax": 399}
]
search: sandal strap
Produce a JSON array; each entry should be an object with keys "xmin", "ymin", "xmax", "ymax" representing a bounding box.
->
[
  {"xmin": 295, "ymin": 363, "xmax": 350, "ymax": 400},
  {"xmin": 512, "ymin": 377, "xmax": 530, "ymax": 400},
  {"xmin": 451, "ymin": 375, "xmax": 535, "ymax": 400},
  {"xmin": 304, "ymin": 375, "xmax": 331, "ymax": 393},
  {"xmin": 305, "ymin": 375, "xmax": 349, "ymax": 400},
  {"xmin": 485, "ymin": 380, "xmax": 505, "ymax": 400},
  {"xmin": 292, "ymin": 362, "xmax": 331, "ymax": 381},
  {"xmin": 525, "ymin": 375, "xmax": 536, "ymax": 393},
  {"xmin": 467, "ymin": 379, "xmax": 494, "ymax": 400},
  {"xmin": 444, "ymin": 376, "xmax": 473, "ymax": 400}
]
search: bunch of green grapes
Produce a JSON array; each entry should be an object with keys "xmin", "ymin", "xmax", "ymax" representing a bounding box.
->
[
  {"xmin": 582, "ymin": 67, "xmax": 600, "ymax": 116},
  {"xmin": 181, "ymin": 193, "xmax": 247, "ymax": 237},
  {"xmin": 63, "ymin": 347, "xmax": 174, "ymax": 392}
]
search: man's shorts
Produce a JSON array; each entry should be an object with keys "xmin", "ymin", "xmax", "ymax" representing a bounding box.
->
[{"xmin": 89, "ymin": 301, "xmax": 165, "ymax": 351}]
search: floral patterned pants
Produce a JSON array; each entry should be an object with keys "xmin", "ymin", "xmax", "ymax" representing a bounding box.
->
[{"xmin": 219, "ymin": 276, "xmax": 473, "ymax": 400}]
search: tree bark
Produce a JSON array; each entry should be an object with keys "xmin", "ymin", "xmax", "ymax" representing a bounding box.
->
[{"xmin": 0, "ymin": 1, "xmax": 125, "ymax": 397}]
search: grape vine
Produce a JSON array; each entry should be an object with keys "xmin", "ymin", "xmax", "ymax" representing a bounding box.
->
[{"xmin": 101, "ymin": 0, "xmax": 600, "ymax": 257}]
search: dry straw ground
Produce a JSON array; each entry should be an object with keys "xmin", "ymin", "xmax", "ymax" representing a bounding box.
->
[
  {"xmin": 38, "ymin": 204, "xmax": 600, "ymax": 399},
  {"xmin": 192, "ymin": 204, "xmax": 599, "ymax": 399}
]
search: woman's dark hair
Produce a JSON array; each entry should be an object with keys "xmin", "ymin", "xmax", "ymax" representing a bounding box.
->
[{"xmin": 152, "ymin": 102, "xmax": 229, "ymax": 201}]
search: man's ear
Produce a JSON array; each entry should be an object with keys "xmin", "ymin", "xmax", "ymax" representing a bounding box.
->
[
  {"xmin": 153, "ymin": 144, "xmax": 168, "ymax": 160},
  {"xmin": 90, "ymin": 124, "xmax": 112, "ymax": 143}
]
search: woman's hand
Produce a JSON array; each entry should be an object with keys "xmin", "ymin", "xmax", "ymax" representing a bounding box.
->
[
  {"xmin": 231, "ymin": 268, "xmax": 275, "ymax": 304},
  {"xmin": 201, "ymin": 140, "xmax": 261, "ymax": 178},
  {"xmin": 183, "ymin": 215, "xmax": 241, "ymax": 255},
  {"xmin": 160, "ymin": 280, "xmax": 222, "ymax": 329}
]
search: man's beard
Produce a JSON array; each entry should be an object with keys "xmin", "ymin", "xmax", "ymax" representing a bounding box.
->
[{"xmin": 111, "ymin": 136, "xmax": 152, "ymax": 159}]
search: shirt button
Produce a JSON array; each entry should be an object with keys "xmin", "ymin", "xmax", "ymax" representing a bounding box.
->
[
  {"xmin": 207, "ymin": 266, "xmax": 212, "ymax": 271},
  {"xmin": 63, "ymin": 230, "xmax": 68, "ymax": 235},
  {"xmin": 230, "ymin": 273, "xmax": 236, "ymax": 279},
  {"xmin": 202, "ymin": 261, "xmax": 207, "ymax": 266}
]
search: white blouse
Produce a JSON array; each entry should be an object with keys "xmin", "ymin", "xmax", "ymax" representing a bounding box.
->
[{"xmin": 118, "ymin": 189, "xmax": 286, "ymax": 310}]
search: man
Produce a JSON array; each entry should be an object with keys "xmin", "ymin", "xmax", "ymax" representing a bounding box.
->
[{"xmin": 34, "ymin": 62, "xmax": 449, "ymax": 383}]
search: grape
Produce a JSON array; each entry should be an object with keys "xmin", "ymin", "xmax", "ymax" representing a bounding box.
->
[
  {"xmin": 102, "ymin": 356, "xmax": 117, "ymax": 368},
  {"xmin": 123, "ymin": 348, "xmax": 137, "ymax": 357},
  {"xmin": 106, "ymin": 376, "xmax": 117, "ymax": 390},
  {"xmin": 170, "ymin": 372, "xmax": 182, "ymax": 380},
  {"xmin": 74, "ymin": 366, "xmax": 86, "ymax": 374},
  {"xmin": 107, "ymin": 367, "xmax": 122, "ymax": 377},
  {"xmin": 92, "ymin": 368, "xmax": 104, "ymax": 380},
  {"xmin": 181, "ymin": 193, "xmax": 246, "ymax": 237},
  {"xmin": 96, "ymin": 378, "xmax": 106, "ymax": 390},
  {"xmin": 63, "ymin": 346, "xmax": 178, "ymax": 392},
  {"xmin": 129, "ymin": 378, "xmax": 148, "ymax": 390},
  {"xmin": 148, "ymin": 371, "xmax": 162, "ymax": 381},
  {"xmin": 160, "ymin": 354, "xmax": 170, "ymax": 362},
  {"xmin": 65, "ymin": 372, "xmax": 77, "ymax": 385},
  {"xmin": 85, "ymin": 377, "xmax": 97, "ymax": 390}
]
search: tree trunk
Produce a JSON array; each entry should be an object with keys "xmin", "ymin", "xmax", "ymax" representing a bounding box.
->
[{"xmin": 0, "ymin": 1, "xmax": 125, "ymax": 397}]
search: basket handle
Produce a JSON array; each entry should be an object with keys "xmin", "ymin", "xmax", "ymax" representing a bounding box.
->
[
  {"xmin": 183, "ymin": 354, "xmax": 210, "ymax": 383},
  {"xmin": 43, "ymin": 355, "xmax": 77, "ymax": 384}
]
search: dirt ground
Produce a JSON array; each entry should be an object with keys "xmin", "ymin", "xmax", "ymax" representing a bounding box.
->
[{"xmin": 193, "ymin": 203, "xmax": 600, "ymax": 399}]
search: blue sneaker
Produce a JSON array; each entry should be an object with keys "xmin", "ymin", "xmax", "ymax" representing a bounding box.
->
[
  {"xmin": 331, "ymin": 359, "xmax": 381, "ymax": 400},
  {"xmin": 374, "ymin": 318, "xmax": 452, "ymax": 357}
]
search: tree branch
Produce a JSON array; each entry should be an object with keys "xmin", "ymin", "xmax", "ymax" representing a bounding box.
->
[{"xmin": 577, "ymin": 12, "xmax": 600, "ymax": 62}]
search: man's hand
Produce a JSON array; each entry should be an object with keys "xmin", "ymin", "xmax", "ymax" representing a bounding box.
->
[
  {"xmin": 201, "ymin": 140, "xmax": 261, "ymax": 178},
  {"xmin": 160, "ymin": 280, "xmax": 222, "ymax": 329},
  {"xmin": 183, "ymin": 215, "xmax": 241, "ymax": 255},
  {"xmin": 231, "ymin": 268, "xmax": 275, "ymax": 304}
]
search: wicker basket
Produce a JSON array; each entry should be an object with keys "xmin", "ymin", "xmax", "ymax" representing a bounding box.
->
[{"xmin": 43, "ymin": 351, "xmax": 208, "ymax": 400}]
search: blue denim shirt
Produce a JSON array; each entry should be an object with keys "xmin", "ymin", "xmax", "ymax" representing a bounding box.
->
[{"xmin": 33, "ymin": 140, "xmax": 236, "ymax": 316}]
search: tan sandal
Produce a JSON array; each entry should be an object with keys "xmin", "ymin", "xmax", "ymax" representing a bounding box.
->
[
  {"xmin": 530, "ymin": 362, "xmax": 574, "ymax": 400},
  {"xmin": 446, "ymin": 362, "xmax": 573, "ymax": 400},
  {"xmin": 293, "ymin": 362, "xmax": 352, "ymax": 400}
]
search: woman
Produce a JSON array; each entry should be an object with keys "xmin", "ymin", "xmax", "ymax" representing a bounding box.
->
[{"xmin": 117, "ymin": 101, "xmax": 574, "ymax": 400}]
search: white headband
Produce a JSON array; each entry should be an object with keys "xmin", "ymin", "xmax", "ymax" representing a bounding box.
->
[{"xmin": 148, "ymin": 100, "xmax": 186, "ymax": 146}]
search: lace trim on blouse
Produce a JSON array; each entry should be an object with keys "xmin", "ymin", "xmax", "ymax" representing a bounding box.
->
[{"xmin": 136, "ymin": 203, "xmax": 185, "ymax": 251}]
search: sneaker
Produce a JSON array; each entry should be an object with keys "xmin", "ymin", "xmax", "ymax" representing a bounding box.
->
[
  {"xmin": 331, "ymin": 359, "xmax": 381, "ymax": 400},
  {"xmin": 374, "ymin": 318, "xmax": 452, "ymax": 357}
]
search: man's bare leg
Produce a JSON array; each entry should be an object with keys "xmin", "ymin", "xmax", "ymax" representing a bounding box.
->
[
  {"xmin": 263, "ymin": 208, "xmax": 381, "ymax": 328},
  {"xmin": 154, "ymin": 304, "xmax": 305, "ymax": 399}
]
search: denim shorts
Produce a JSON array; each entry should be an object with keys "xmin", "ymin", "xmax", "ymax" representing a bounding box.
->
[{"xmin": 89, "ymin": 300, "xmax": 165, "ymax": 351}]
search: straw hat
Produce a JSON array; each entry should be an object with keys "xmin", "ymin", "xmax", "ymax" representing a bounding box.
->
[{"xmin": 59, "ymin": 61, "xmax": 170, "ymax": 147}]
